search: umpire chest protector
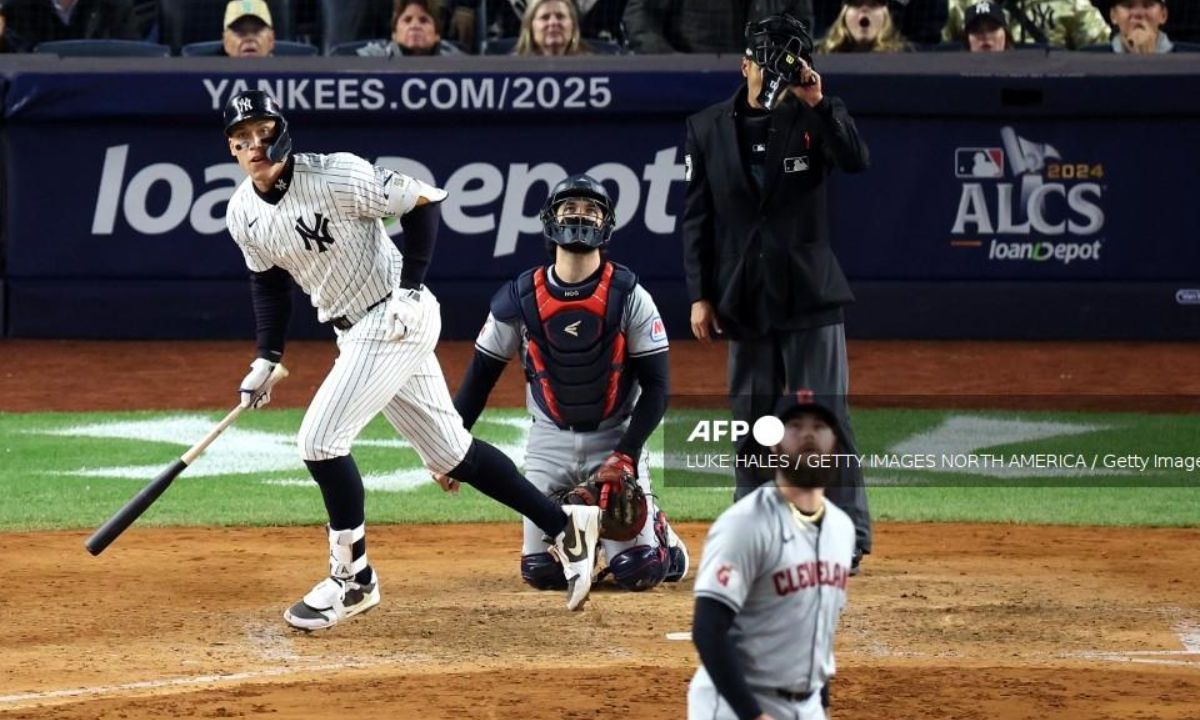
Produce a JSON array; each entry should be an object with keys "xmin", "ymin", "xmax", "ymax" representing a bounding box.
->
[{"xmin": 495, "ymin": 262, "xmax": 637, "ymax": 431}]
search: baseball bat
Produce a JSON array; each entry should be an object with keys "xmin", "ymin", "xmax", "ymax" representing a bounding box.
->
[{"xmin": 84, "ymin": 364, "xmax": 290, "ymax": 556}]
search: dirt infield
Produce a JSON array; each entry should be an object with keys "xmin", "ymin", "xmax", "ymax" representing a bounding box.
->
[
  {"xmin": 3, "ymin": 523, "xmax": 1199, "ymax": 719},
  {"xmin": 4, "ymin": 339, "xmax": 1200, "ymax": 412},
  {"xmin": 3, "ymin": 340, "xmax": 1199, "ymax": 718}
]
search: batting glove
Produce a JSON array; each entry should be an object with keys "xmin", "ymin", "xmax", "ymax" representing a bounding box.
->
[
  {"xmin": 385, "ymin": 286, "xmax": 424, "ymax": 341},
  {"xmin": 239, "ymin": 358, "xmax": 277, "ymax": 409}
]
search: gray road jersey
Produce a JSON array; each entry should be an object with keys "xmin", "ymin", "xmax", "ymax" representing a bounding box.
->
[
  {"xmin": 473, "ymin": 270, "xmax": 668, "ymax": 429},
  {"xmin": 694, "ymin": 486, "xmax": 856, "ymax": 693},
  {"xmin": 226, "ymin": 152, "xmax": 404, "ymax": 324}
]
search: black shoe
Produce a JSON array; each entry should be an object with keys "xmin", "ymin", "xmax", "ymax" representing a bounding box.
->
[{"xmin": 850, "ymin": 548, "xmax": 863, "ymax": 577}]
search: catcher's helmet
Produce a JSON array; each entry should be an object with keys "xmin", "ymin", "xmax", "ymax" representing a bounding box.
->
[
  {"xmin": 540, "ymin": 174, "xmax": 616, "ymax": 250},
  {"xmin": 744, "ymin": 13, "xmax": 814, "ymax": 109},
  {"xmin": 223, "ymin": 90, "xmax": 292, "ymax": 163}
]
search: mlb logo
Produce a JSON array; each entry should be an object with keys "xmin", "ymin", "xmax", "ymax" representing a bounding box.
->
[
  {"xmin": 783, "ymin": 156, "xmax": 810, "ymax": 173},
  {"xmin": 955, "ymin": 148, "xmax": 1004, "ymax": 178}
]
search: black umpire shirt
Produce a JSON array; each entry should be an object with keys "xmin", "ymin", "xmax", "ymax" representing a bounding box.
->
[{"xmin": 682, "ymin": 85, "xmax": 869, "ymax": 339}]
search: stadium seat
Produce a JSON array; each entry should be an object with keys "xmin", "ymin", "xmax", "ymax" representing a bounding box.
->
[
  {"xmin": 483, "ymin": 37, "xmax": 518, "ymax": 55},
  {"xmin": 319, "ymin": 0, "xmax": 392, "ymax": 55},
  {"xmin": 159, "ymin": 0, "xmax": 294, "ymax": 54},
  {"xmin": 33, "ymin": 39, "xmax": 171, "ymax": 57},
  {"xmin": 181, "ymin": 39, "xmax": 318, "ymax": 56},
  {"xmin": 329, "ymin": 39, "xmax": 388, "ymax": 56}
]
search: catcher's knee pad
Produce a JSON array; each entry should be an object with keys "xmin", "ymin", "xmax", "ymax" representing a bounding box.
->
[
  {"xmin": 610, "ymin": 545, "xmax": 669, "ymax": 592},
  {"xmin": 520, "ymin": 552, "xmax": 568, "ymax": 591}
]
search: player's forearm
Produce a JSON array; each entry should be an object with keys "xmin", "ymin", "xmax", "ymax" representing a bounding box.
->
[
  {"xmin": 397, "ymin": 202, "xmax": 440, "ymax": 290},
  {"xmin": 453, "ymin": 349, "xmax": 507, "ymax": 430},
  {"xmin": 814, "ymin": 97, "xmax": 869, "ymax": 173},
  {"xmin": 693, "ymin": 597, "xmax": 763, "ymax": 720},
  {"xmin": 615, "ymin": 352, "xmax": 669, "ymax": 458},
  {"xmin": 249, "ymin": 267, "xmax": 292, "ymax": 362}
]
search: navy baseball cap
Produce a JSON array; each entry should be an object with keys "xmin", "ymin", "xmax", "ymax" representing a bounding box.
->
[
  {"xmin": 773, "ymin": 390, "xmax": 848, "ymax": 446},
  {"xmin": 965, "ymin": 1, "xmax": 1007, "ymax": 31}
]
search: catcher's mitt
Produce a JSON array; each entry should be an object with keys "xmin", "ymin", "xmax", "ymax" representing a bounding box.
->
[{"xmin": 556, "ymin": 452, "xmax": 648, "ymax": 542}]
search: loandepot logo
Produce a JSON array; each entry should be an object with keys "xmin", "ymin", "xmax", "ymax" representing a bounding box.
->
[
  {"xmin": 950, "ymin": 126, "xmax": 1106, "ymax": 264},
  {"xmin": 36, "ymin": 415, "xmax": 529, "ymax": 492}
]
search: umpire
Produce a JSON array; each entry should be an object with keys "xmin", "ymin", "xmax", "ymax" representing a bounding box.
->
[{"xmin": 682, "ymin": 13, "xmax": 872, "ymax": 567}]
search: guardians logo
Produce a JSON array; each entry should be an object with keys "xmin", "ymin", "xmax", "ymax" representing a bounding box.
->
[{"xmin": 950, "ymin": 127, "xmax": 1106, "ymax": 265}]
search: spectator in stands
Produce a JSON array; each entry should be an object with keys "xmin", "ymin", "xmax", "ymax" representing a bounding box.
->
[
  {"xmin": 1108, "ymin": 0, "xmax": 1173, "ymax": 53},
  {"xmin": 819, "ymin": 0, "xmax": 910, "ymax": 52},
  {"xmin": 944, "ymin": 0, "xmax": 1108, "ymax": 48},
  {"xmin": 2, "ymin": 0, "xmax": 139, "ymax": 52},
  {"xmin": 0, "ymin": 2, "xmax": 13, "ymax": 53},
  {"xmin": 358, "ymin": 0, "xmax": 462, "ymax": 56},
  {"xmin": 963, "ymin": 0, "xmax": 1011, "ymax": 50},
  {"xmin": 451, "ymin": 0, "xmax": 624, "ymax": 51},
  {"xmin": 514, "ymin": 0, "xmax": 590, "ymax": 55},
  {"xmin": 624, "ymin": 0, "xmax": 815, "ymax": 53},
  {"xmin": 222, "ymin": 0, "xmax": 275, "ymax": 57}
]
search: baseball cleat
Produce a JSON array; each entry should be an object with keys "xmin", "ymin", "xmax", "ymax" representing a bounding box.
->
[
  {"xmin": 664, "ymin": 520, "xmax": 690, "ymax": 583},
  {"xmin": 284, "ymin": 572, "xmax": 380, "ymax": 631},
  {"xmin": 552, "ymin": 505, "xmax": 601, "ymax": 611}
]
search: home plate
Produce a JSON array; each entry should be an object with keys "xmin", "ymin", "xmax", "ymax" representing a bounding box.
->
[{"xmin": 666, "ymin": 631, "xmax": 692, "ymax": 641}]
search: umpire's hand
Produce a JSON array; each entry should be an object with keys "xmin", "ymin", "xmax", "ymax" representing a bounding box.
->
[{"xmin": 690, "ymin": 300, "xmax": 723, "ymax": 342}]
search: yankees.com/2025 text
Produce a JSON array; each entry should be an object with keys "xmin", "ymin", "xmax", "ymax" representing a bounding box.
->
[{"xmin": 202, "ymin": 76, "xmax": 613, "ymax": 113}]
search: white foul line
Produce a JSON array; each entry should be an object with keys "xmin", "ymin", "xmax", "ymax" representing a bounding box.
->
[{"xmin": 0, "ymin": 661, "xmax": 375, "ymax": 707}]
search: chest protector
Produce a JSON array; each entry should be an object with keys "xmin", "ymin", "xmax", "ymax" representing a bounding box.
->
[{"xmin": 512, "ymin": 262, "xmax": 636, "ymax": 431}]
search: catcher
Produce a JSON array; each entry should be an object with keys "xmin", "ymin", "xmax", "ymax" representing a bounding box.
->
[{"xmin": 445, "ymin": 173, "xmax": 688, "ymax": 592}]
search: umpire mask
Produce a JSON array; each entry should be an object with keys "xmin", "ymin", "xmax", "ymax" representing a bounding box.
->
[{"xmin": 744, "ymin": 13, "xmax": 815, "ymax": 110}]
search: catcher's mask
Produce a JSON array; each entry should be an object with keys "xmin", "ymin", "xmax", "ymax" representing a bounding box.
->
[
  {"xmin": 744, "ymin": 13, "xmax": 815, "ymax": 110},
  {"xmin": 224, "ymin": 90, "xmax": 292, "ymax": 164},
  {"xmin": 540, "ymin": 174, "xmax": 616, "ymax": 251}
]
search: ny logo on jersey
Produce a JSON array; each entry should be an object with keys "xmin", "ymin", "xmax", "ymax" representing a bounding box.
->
[{"xmin": 295, "ymin": 212, "xmax": 335, "ymax": 253}]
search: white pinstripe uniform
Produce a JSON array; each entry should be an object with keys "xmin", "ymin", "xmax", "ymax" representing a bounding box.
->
[{"xmin": 226, "ymin": 151, "xmax": 473, "ymax": 474}]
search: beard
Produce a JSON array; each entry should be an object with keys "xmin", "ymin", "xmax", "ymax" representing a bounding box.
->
[{"xmin": 778, "ymin": 451, "xmax": 840, "ymax": 489}]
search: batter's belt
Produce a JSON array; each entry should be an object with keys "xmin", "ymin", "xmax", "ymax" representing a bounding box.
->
[
  {"xmin": 755, "ymin": 686, "xmax": 815, "ymax": 703},
  {"xmin": 330, "ymin": 291, "xmax": 392, "ymax": 331}
]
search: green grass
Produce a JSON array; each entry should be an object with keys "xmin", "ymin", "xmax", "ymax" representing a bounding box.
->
[{"xmin": 1, "ymin": 406, "xmax": 1198, "ymax": 531}]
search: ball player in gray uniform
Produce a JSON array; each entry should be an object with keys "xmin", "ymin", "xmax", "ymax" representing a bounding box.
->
[
  {"xmin": 689, "ymin": 391, "xmax": 856, "ymax": 720},
  {"xmin": 448, "ymin": 174, "xmax": 689, "ymax": 593},
  {"xmin": 221, "ymin": 90, "xmax": 602, "ymax": 628}
]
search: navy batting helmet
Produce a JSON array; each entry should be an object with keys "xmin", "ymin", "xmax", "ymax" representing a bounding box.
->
[
  {"xmin": 540, "ymin": 174, "xmax": 615, "ymax": 249},
  {"xmin": 223, "ymin": 90, "xmax": 292, "ymax": 163}
]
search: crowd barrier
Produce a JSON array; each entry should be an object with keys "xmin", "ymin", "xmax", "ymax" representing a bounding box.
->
[{"xmin": 2, "ymin": 53, "xmax": 1199, "ymax": 340}]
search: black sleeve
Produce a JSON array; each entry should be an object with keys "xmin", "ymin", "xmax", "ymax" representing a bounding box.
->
[
  {"xmin": 693, "ymin": 597, "xmax": 763, "ymax": 720},
  {"xmin": 623, "ymin": 0, "xmax": 675, "ymax": 53},
  {"xmin": 397, "ymin": 201, "xmax": 441, "ymax": 290},
  {"xmin": 453, "ymin": 349, "xmax": 508, "ymax": 431},
  {"xmin": 615, "ymin": 351, "xmax": 669, "ymax": 459},
  {"xmin": 249, "ymin": 267, "xmax": 292, "ymax": 362},
  {"xmin": 814, "ymin": 96, "xmax": 870, "ymax": 174},
  {"xmin": 681, "ymin": 115, "xmax": 716, "ymax": 303}
]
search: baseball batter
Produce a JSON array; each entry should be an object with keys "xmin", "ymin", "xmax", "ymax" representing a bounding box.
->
[
  {"xmin": 221, "ymin": 90, "xmax": 602, "ymax": 629},
  {"xmin": 689, "ymin": 391, "xmax": 856, "ymax": 720},
  {"xmin": 448, "ymin": 174, "xmax": 688, "ymax": 592}
]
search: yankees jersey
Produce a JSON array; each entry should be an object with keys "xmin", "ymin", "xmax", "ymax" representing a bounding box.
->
[
  {"xmin": 474, "ymin": 267, "xmax": 669, "ymax": 429},
  {"xmin": 693, "ymin": 486, "xmax": 855, "ymax": 694},
  {"xmin": 226, "ymin": 152, "xmax": 438, "ymax": 323}
]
